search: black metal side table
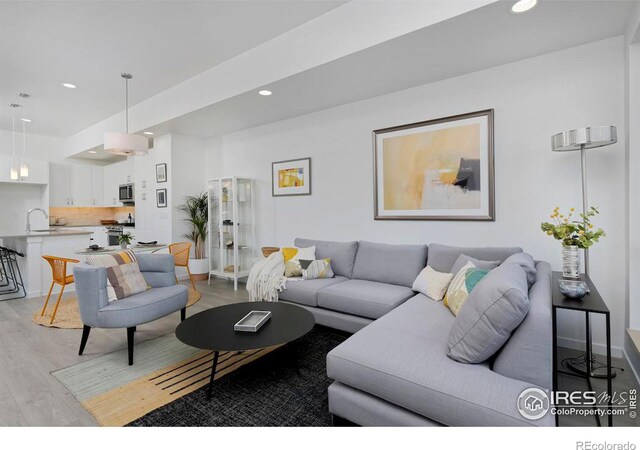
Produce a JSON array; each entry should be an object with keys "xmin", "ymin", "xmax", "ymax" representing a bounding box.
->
[{"xmin": 551, "ymin": 271, "xmax": 612, "ymax": 427}]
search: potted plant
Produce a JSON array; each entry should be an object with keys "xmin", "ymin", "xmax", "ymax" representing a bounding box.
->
[
  {"xmin": 540, "ymin": 206, "xmax": 605, "ymax": 278},
  {"xmin": 178, "ymin": 192, "xmax": 209, "ymax": 280},
  {"xmin": 118, "ymin": 232, "xmax": 134, "ymax": 250}
]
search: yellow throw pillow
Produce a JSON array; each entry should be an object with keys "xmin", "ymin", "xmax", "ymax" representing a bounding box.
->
[{"xmin": 282, "ymin": 247, "xmax": 298, "ymax": 262}]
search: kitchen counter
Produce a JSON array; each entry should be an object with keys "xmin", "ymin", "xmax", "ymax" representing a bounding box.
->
[
  {"xmin": 0, "ymin": 229, "xmax": 93, "ymax": 239},
  {"xmin": 0, "ymin": 230, "xmax": 93, "ymax": 299}
]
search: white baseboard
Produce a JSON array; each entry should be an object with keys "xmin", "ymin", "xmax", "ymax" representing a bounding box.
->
[{"xmin": 557, "ymin": 336, "xmax": 622, "ymax": 359}]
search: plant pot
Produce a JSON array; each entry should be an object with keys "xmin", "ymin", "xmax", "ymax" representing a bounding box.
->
[
  {"xmin": 189, "ymin": 258, "xmax": 209, "ymax": 281},
  {"xmin": 562, "ymin": 245, "xmax": 580, "ymax": 279},
  {"xmin": 120, "ymin": 242, "xmax": 128, "ymax": 250}
]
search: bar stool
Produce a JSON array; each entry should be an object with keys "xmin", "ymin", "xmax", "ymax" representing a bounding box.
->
[
  {"xmin": 41, "ymin": 255, "xmax": 80, "ymax": 324},
  {"xmin": 0, "ymin": 246, "xmax": 26, "ymax": 300},
  {"xmin": 168, "ymin": 242, "xmax": 196, "ymax": 290}
]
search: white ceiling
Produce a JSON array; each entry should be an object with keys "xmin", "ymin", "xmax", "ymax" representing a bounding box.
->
[
  {"xmin": 145, "ymin": 0, "xmax": 633, "ymax": 140},
  {"xmin": 0, "ymin": 0, "xmax": 345, "ymax": 138}
]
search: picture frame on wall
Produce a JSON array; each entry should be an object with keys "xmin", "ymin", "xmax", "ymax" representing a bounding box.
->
[
  {"xmin": 272, "ymin": 157, "xmax": 311, "ymax": 197},
  {"xmin": 156, "ymin": 188, "xmax": 167, "ymax": 208},
  {"xmin": 156, "ymin": 163, "xmax": 167, "ymax": 183},
  {"xmin": 373, "ymin": 109, "xmax": 494, "ymax": 221}
]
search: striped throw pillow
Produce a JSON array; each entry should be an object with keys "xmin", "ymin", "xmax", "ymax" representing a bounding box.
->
[{"xmin": 85, "ymin": 250, "xmax": 147, "ymax": 301}]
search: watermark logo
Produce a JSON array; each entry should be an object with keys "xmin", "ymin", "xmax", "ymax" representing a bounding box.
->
[{"xmin": 517, "ymin": 387, "xmax": 550, "ymax": 420}]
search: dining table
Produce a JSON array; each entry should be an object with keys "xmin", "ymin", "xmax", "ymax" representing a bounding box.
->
[{"xmin": 74, "ymin": 244, "xmax": 167, "ymax": 256}]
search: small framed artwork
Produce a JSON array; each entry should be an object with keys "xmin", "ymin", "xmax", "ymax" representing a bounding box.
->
[
  {"xmin": 373, "ymin": 109, "xmax": 494, "ymax": 221},
  {"xmin": 156, "ymin": 163, "xmax": 167, "ymax": 183},
  {"xmin": 272, "ymin": 157, "xmax": 311, "ymax": 197},
  {"xmin": 156, "ymin": 188, "xmax": 167, "ymax": 208}
]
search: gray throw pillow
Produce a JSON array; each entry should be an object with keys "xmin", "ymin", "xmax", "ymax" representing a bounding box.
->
[
  {"xmin": 450, "ymin": 254, "xmax": 500, "ymax": 275},
  {"xmin": 502, "ymin": 252, "xmax": 537, "ymax": 287},
  {"xmin": 446, "ymin": 263, "xmax": 530, "ymax": 364}
]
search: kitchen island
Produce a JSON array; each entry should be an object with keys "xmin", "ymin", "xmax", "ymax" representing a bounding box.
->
[{"xmin": 0, "ymin": 229, "xmax": 92, "ymax": 299}]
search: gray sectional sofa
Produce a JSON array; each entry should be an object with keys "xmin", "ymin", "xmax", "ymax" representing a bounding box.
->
[{"xmin": 277, "ymin": 238, "xmax": 553, "ymax": 427}]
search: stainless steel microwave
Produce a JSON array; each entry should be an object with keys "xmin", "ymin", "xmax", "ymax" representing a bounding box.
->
[{"xmin": 119, "ymin": 183, "xmax": 134, "ymax": 202}]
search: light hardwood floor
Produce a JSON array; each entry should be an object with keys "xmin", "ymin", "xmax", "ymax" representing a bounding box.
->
[
  {"xmin": 0, "ymin": 278, "xmax": 247, "ymax": 426},
  {"xmin": 0, "ymin": 279, "xmax": 637, "ymax": 426}
]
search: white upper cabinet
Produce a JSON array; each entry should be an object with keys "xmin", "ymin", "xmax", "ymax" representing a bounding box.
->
[
  {"xmin": 91, "ymin": 165, "xmax": 104, "ymax": 206},
  {"xmin": 50, "ymin": 162, "xmax": 105, "ymax": 207},
  {"xmin": 49, "ymin": 162, "xmax": 71, "ymax": 206},
  {"xmin": 70, "ymin": 164, "xmax": 92, "ymax": 206}
]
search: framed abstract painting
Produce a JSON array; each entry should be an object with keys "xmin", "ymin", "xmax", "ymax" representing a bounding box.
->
[
  {"xmin": 373, "ymin": 109, "xmax": 494, "ymax": 221},
  {"xmin": 272, "ymin": 157, "xmax": 311, "ymax": 197}
]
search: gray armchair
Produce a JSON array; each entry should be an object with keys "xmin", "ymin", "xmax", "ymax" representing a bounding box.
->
[{"xmin": 73, "ymin": 253, "xmax": 189, "ymax": 365}]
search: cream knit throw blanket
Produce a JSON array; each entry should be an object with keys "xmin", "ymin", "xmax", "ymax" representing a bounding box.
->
[{"xmin": 246, "ymin": 251, "xmax": 286, "ymax": 302}]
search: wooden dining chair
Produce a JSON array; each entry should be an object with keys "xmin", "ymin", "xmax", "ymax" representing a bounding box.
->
[
  {"xmin": 41, "ymin": 255, "xmax": 80, "ymax": 324},
  {"xmin": 168, "ymin": 242, "xmax": 195, "ymax": 290}
]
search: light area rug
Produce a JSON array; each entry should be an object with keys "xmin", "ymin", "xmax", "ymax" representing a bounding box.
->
[
  {"xmin": 51, "ymin": 333, "xmax": 277, "ymax": 426},
  {"xmin": 33, "ymin": 297, "xmax": 83, "ymax": 329},
  {"xmin": 33, "ymin": 287, "xmax": 201, "ymax": 329}
]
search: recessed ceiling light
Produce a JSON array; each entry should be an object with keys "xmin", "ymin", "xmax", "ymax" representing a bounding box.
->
[
  {"xmin": 511, "ymin": 0, "xmax": 537, "ymax": 14},
  {"xmin": 88, "ymin": 150, "xmax": 97, "ymax": 154},
  {"xmin": 143, "ymin": 131, "xmax": 154, "ymax": 135},
  {"xmin": 21, "ymin": 118, "xmax": 32, "ymax": 122},
  {"xmin": 258, "ymin": 90, "xmax": 272, "ymax": 96},
  {"xmin": 62, "ymin": 83, "xmax": 77, "ymax": 89}
]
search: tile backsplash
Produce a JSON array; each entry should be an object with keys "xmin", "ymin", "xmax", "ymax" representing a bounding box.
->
[{"xmin": 49, "ymin": 207, "xmax": 135, "ymax": 226}]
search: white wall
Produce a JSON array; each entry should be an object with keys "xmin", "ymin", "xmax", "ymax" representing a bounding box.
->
[
  {"xmin": 0, "ymin": 129, "xmax": 65, "ymax": 161},
  {"xmin": 0, "ymin": 183, "xmax": 49, "ymax": 232},
  {"xmin": 171, "ymin": 133, "xmax": 206, "ymax": 252},
  {"xmin": 214, "ymin": 37, "xmax": 627, "ymax": 353}
]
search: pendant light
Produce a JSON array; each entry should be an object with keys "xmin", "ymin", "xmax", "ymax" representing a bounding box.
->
[
  {"xmin": 9, "ymin": 103, "xmax": 20, "ymax": 181},
  {"xmin": 19, "ymin": 93, "xmax": 29, "ymax": 178},
  {"xmin": 104, "ymin": 73, "xmax": 148, "ymax": 156}
]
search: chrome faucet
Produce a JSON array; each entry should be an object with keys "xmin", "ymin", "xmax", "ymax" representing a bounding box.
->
[{"xmin": 27, "ymin": 208, "xmax": 48, "ymax": 232}]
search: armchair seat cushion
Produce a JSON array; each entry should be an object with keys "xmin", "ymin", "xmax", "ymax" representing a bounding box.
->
[{"xmin": 96, "ymin": 284, "xmax": 188, "ymax": 328}]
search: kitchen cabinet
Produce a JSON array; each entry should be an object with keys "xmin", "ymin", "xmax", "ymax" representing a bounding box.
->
[
  {"xmin": 50, "ymin": 162, "xmax": 105, "ymax": 207},
  {"xmin": 91, "ymin": 165, "xmax": 104, "ymax": 206},
  {"xmin": 49, "ymin": 163, "xmax": 71, "ymax": 206},
  {"xmin": 0, "ymin": 155, "xmax": 48, "ymax": 184},
  {"xmin": 104, "ymin": 162, "xmax": 122, "ymax": 206}
]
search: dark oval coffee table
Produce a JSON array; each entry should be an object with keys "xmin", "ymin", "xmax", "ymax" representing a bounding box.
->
[{"xmin": 176, "ymin": 302, "xmax": 315, "ymax": 399}]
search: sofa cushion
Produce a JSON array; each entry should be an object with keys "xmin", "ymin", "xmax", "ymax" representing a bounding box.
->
[
  {"xmin": 447, "ymin": 263, "xmax": 530, "ymax": 364},
  {"xmin": 428, "ymin": 243, "xmax": 522, "ymax": 273},
  {"xmin": 318, "ymin": 279, "xmax": 414, "ymax": 319},
  {"xmin": 502, "ymin": 252, "xmax": 537, "ymax": 287},
  {"xmin": 450, "ymin": 254, "xmax": 500, "ymax": 275},
  {"xmin": 278, "ymin": 276, "xmax": 348, "ymax": 307},
  {"xmin": 295, "ymin": 238, "xmax": 358, "ymax": 278},
  {"xmin": 351, "ymin": 241, "xmax": 428, "ymax": 288},
  {"xmin": 326, "ymin": 295, "xmax": 553, "ymax": 426},
  {"xmin": 493, "ymin": 262, "xmax": 552, "ymax": 390},
  {"xmin": 96, "ymin": 284, "xmax": 188, "ymax": 328}
]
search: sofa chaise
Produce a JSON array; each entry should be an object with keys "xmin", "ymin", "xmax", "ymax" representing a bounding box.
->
[{"xmin": 277, "ymin": 238, "xmax": 553, "ymax": 427}]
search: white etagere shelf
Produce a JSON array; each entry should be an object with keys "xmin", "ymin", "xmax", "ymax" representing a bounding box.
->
[{"xmin": 207, "ymin": 176, "xmax": 256, "ymax": 290}]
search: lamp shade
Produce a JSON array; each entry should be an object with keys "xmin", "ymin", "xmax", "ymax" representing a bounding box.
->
[
  {"xmin": 104, "ymin": 132, "xmax": 148, "ymax": 156},
  {"xmin": 551, "ymin": 126, "xmax": 617, "ymax": 152}
]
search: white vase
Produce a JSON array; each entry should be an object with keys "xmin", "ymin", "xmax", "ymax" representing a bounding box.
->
[
  {"xmin": 562, "ymin": 245, "xmax": 580, "ymax": 279},
  {"xmin": 120, "ymin": 242, "xmax": 128, "ymax": 250},
  {"xmin": 189, "ymin": 258, "xmax": 209, "ymax": 280}
]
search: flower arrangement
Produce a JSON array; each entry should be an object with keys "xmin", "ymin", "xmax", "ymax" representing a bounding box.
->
[{"xmin": 540, "ymin": 206, "xmax": 605, "ymax": 249}]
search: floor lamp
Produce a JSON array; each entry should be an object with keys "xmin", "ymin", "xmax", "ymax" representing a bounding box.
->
[{"xmin": 551, "ymin": 126, "xmax": 617, "ymax": 378}]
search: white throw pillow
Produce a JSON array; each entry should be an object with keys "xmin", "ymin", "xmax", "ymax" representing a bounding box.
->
[
  {"xmin": 412, "ymin": 265, "xmax": 454, "ymax": 301},
  {"xmin": 292, "ymin": 246, "xmax": 316, "ymax": 261}
]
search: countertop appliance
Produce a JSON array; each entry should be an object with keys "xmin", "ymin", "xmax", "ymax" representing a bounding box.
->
[{"xmin": 119, "ymin": 183, "xmax": 135, "ymax": 203}]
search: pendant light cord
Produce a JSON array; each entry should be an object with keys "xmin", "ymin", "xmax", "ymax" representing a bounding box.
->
[
  {"xmin": 22, "ymin": 106, "xmax": 26, "ymax": 155},
  {"xmin": 125, "ymin": 76, "xmax": 129, "ymax": 133}
]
